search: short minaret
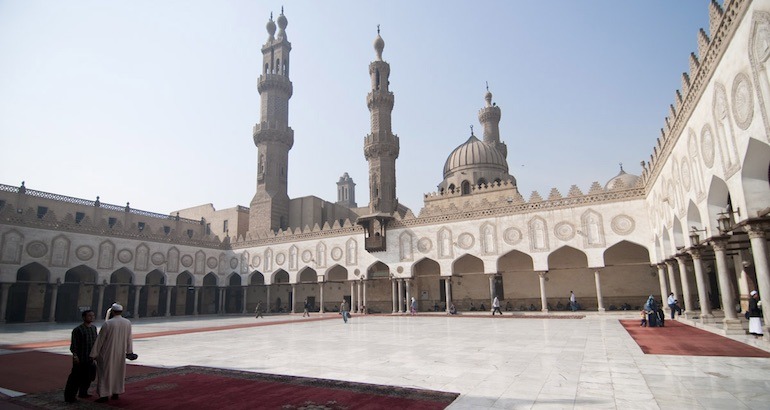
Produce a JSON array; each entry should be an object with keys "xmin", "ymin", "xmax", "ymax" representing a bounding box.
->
[
  {"xmin": 250, "ymin": 9, "xmax": 294, "ymax": 234},
  {"xmin": 336, "ymin": 172, "xmax": 357, "ymax": 208},
  {"xmin": 364, "ymin": 26, "xmax": 399, "ymax": 215},
  {"xmin": 478, "ymin": 84, "xmax": 507, "ymax": 159}
]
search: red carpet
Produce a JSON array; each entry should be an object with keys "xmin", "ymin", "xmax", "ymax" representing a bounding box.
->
[
  {"xmin": 9, "ymin": 366, "xmax": 459, "ymax": 409},
  {"xmin": 619, "ymin": 320, "xmax": 770, "ymax": 358}
]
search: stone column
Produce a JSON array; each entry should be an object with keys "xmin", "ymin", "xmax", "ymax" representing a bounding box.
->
[
  {"xmin": 219, "ymin": 288, "xmax": 226, "ymax": 314},
  {"xmin": 319, "ymin": 281, "xmax": 325, "ymax": 313},
  {"xmin": 488, "ymin": 275, "xmax": 495, "ymax": 305},
  {"xmin": 96, "ymin": 284, "xmax": 106, "ymax": 318},
  {"xmin": 676, "ymin": 256, "xmax": 694, "ymax": 314},
  {"xmin": 397, "ymin": 280, "xmax": 404, "ymax": 313},
  {"xmin": 0, "ymin": 283, "xmax": 11, "ymax": 323},
  {"xmin": 688, "ymin": 248, "xmax": 713, "ymax": 320},
  {"xmin": 445, "ymin": 278, "xmax": 452, "ymax": 314},
  {"xmin": 357, "ymin": 281, "xmax": 362, "ymax": 312},
  {"xmin": 538, "ymin": 272, "xmax": 548, "ymax": 313},
  {"xmin": 49, "ymin": 282, "xmax": 59, "ymax": 322},
  {"xmin": 391, "ymin": 279, "xmax": 397, "ymax": 313},
  {"xmin": 656, "ymin": 264, "xmax": 669, "ymax": 313},
  {"xmin": 405, "ymin": 280, "xmax": 412, "ymax": 311},
  {"xmin": 747, "ymin": 224, "xmax": 770, "ymax": 340},
  {"xmin": 133, "ymin": 285, "xmax": 142, "ymax": 319},
  {"xmin": 362, "ymin": 280, "xmax": 367, "ymax": 313},
  {"xmin": 350, "ymin": 282, "xmax": 356, "ymax": 313},
  {"xmin": 165, "ymin": 286, "xmax": 172, "ymax": 317},
  {"xmin": 291, "ymin": 284, "xmax": 297, "ymax": 314},
  {"xmin": 193, "ymin": 287, "xmax": 200, "ymax": 315},
  {"xmin": 711, "ymin": 238, "xmax": 742, "ymax": 333},
  {"xmin": 242, "ymin": 286, "xmax": 248, "ymax": 314},
  {"xmin": 665, "ymin": 260, "xmax": 680, "ymax": 302},
  {"xmin": 266, "ymin": 285, "xmax": 271, "ymax": 313},
  {"xmin": 593, "ymin": 270, "xmax": 605, "ymax": 312}
]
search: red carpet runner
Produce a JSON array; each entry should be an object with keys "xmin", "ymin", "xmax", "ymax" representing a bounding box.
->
[
  {"xmin": 619, "ymin": 320, "xmax": 770, "ymax": 357},
  {"xmin": 10, "ymin": 366, "xmax": 459, "ymax": 409}
]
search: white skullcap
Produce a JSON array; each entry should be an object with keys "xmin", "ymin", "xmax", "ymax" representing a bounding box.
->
[
  {"xmin": 750, "ymin": 290, "xmax": 758, "ymax": 296},
  {"xmin": 111, "ymin": 303, "xmax": 123, "ymax": 311}
]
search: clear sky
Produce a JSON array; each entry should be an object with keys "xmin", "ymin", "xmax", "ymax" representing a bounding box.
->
[{"xmin": 0, "ymin": 1, "xmax": 713, "ymax": 215}]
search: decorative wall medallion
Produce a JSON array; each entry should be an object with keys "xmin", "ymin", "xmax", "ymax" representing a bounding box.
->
[
  {"xmin": 732, "ymin": 72, "xmax": 754, "ymax": 129},
  {"xmin": 301, "ymin": 250, "xmax": 312, "ymax": 263},
  {"xmin": 457, "ymin": 233, "xmax": 474, "ymax": 249},
  {"xmin": 181, "ymin": 254, "xmax": 194, "ymax": 267},
  {"xmin": 396, "ymin": 266, "xmax": 404, "ymax": 273},
  {"xmin": 331, "ymin": 247, "xmax": 343, "ymax": 261},
  {"xmin": 554, "ymin": 222, "xmax": 575, "ymax": 241},
  {"xmin": 229, "ymin": 257, "xmax": 238, "ymax": 269},
  {"xmin": 252, "ymin": 255, "xmax": 261, "ymax": 267},
  {"xmin": 700, "ymin": 124, "xmax": 715, "ymax": 168},
  {"xmin": 417, "ymin": 237, "xmax": 432, "ymax": 253},
  {"xmin": 275, "ymin": 253, "xmax": 286, "ymax": 266},
  {"xmin": 611, "ymin": 215, "xmax": 635, "ymax": 235},
  {"xmin": 117, "ymin": 249, "xmax": 133, "ymax": 264},
  {"xmin": 680, "ymin": 158, "xmax": 692, "ymax": 191},
  {"xmin": 503, "ymin": 227, "xmax": 523, "ymax": 245},
  {"xmin": 207, "ymin": 257, "xmax": 218, "ymax": 269},
  {"xmin": 26, "ymin": 241, "xmax": 48, "ymax": 258},
  {"xmin": 151, "ymin": 252, "xmax": 165, "ymax": 265}
]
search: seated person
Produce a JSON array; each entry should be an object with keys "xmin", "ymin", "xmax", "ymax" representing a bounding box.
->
[
  {"xmin": 449, "ymin": 303, "xmax": 457, "ymax": 315},
  {"xmin": 529, "ymin": 304, "xmax": 537, "ymax": 311},
  {"xmin": 479, "ymin": 303, "xmax": 486, "ymax": 311},
  {"xmin": 505, "ymin": 301, "xmax": 512, "ymax": 311},
  {"xmin": 556, "ymin": 301, "xmax": 565, "ymax": 311},
  {"xmin": 469, "ymin": 302, "xmax": 477, "ymax": 311},
  {"xmin": 433, "ymin": 302, "xmax": 440, "ymax": 312}
]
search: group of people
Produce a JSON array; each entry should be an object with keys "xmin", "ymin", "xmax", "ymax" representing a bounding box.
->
[
  {"xmin": 64, "ymin": 302, "xmax": 135, "ymax": 403},
  {"xmin": 640, "ymin": 296, "xmax": 666, "ymax": 327}
]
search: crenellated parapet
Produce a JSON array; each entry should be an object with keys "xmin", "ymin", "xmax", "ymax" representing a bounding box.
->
[{"xmin": 640, "ymin": 0, "xmax": 748, "ymax": 189}]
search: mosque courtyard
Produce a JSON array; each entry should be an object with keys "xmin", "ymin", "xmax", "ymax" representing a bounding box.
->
[{"xmin": 1, "ymin": 313, "xmax": 769, "ymax": 409}]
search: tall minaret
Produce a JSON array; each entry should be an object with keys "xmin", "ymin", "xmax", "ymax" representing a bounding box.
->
[
  {"xmin": 250, "ymin": 9, "xmax": 294, "ymax": 234},
  {"xmin": 336, "ymin": 172, "xmax": 357, "ymax": 208},
  {"xmin": 478, "ymin": 84, "xmax": 507, "ymax": 159},
  {"xmin": 364, "ymin": 26, "xmax": 399, "ymax": 214}
]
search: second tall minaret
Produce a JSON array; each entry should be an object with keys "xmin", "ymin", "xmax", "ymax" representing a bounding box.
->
[{"xmin": 364, "ymin": 27, "xmax": 399, "ymax": 214}]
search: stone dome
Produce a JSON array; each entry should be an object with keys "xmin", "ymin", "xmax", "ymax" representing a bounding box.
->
[
  {"xmin": 605, "ymin": 166, "xmax": 640, "ymax": 189},
  {"xmin": 266, "ymin": 16, "xmax": 276, "ymax": 38},
  {"xmin": 443, "ymin": 135, "xmax": 508, "ymax": 178}
]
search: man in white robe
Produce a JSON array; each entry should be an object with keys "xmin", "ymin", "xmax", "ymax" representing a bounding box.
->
[{"xmin": 90, "ymin": 303, "xmax": 134, "ymax": 402}]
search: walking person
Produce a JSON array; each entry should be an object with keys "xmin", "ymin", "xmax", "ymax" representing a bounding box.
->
[
  {"xmin": 302, "ymin": 298, "xmax": 310, "ymax": 317},
  {"xmin": 492, "ymin": 296, "xmax": 502, "ymax": 315},
  {"xmin": 64, "ymin": 310, "xmax": 97, "ymax": 403},
  {"xmin": 569, "ymin": 291, "xmax": 578, "ymax": 311},
  {"xmin": 748, "ymin": 290, "xmax": 764, "ymax": 338},
  {"xmin": 255, "ymin": 301, "xmax": 264, "ymax": 319},
  {"xmin": 410, "ymin": 297, "xmax": 417, "ymax": 315},
  {"xmin": 340, "ymin": 299, "xmax": 349, "ymax": 323},
  {"xmin": 90, "ymin": 303, "xmax": 135, "ymax": 403}
]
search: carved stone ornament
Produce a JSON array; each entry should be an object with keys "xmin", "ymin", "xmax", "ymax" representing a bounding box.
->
[
  {"xmin": 181, "ymin": 254, "xmax": 194, "ymax": 267},
  {"xmin": 117, "ymin": 249, "xmax": 133, "ymax": 264},
  {"xmin": 252, "ymin": 255, "xmax": 262, "ymax": 267},
  {"xmin": 701, "ymin": 124, "xmax": 715, "ymax": 168},
  {"xmin": 207, "ymin": 257, "xmax": 218, "ymax": 269},
  {"xmin": 611, "ymin": 215, "xmax": 636, "ymax": 235},
  {"xmin": 417, "ymin": 237, "xmax": 432, "ymax": 253},
  {"xmin": 301, "ymin": 250, "xmax": 312, "ymax": 263},
  {"xmin": 275, "ymin": 253, "xmax": 286, "ymax": 266},
  {"xmin": 75, "ymin": 245, "xmax": 94, "ymax": 261},
  {"xmin": 230, "ymin": 257, "xmax": 238, "ymax": 269},
  {"xmin": 503, "ymin": 227, "xmax": 523, "ymax": 245},
  {"xmin": 680, "ymin": 157, "xmax": 692, "ymax": 191},
  {"xmin": 26, "ymin": 241, "xmax": 48, "ymax": 258},
  {"xmin": 457, "ymin": 233, "xmax": 474, "ymax": 249},
  {"xmin": 331, "ymin": 247, "xmax": 343, "ymax": 261},
  {"xmin": 732, "ymin": 72, "xmax": 754, "ymax": 129},
  {"xmin": 554, "ymin": 222, "xmax": 575, "ymax": 241},
  {"xmin": 151, "ymin": 252, "xmax": 165, "ymax": 265}
]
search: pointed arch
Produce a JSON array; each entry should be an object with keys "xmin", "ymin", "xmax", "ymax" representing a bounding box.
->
[
  {"xmin": 272, "ymin": 269, "xmax": 289, "ymax": 284},
  {"xmin": 661, "ymin": 229, "xmax": 672, "ymax": 258},
  {"xmin": 412, "ymin": 258, "xmax": 440, "ymax": 277},
  {"xmin": 672, "ymin": 217, "xmax": 685, "ymax": 250},
  {"xmin": 250, "ymin": 270, "xmax": 265, "ymax": 285},
  {"xmin": 706, "ymin": 175, "xmax": 731, "ymax": 233},
  {"xmin": 64, "ymin": 264, "xmax": 96, "ymax": 283},
  {"xmin": 227, "ymin": 273, "xmax": 242, "ymax": 287},
  {"xmin": 603, "ymin": 240, "xmax": 651, "ymax": 266},
  {"xmin": 326, "ymin": 265, "xmax": 348, "ymax": 282},
  {"xmin": 686, "ymin": 200, "xmax": 704, "ymax": 244},
  {"xmin": 740, "ymin": 138, "xmax": 770, "ymax": 217},
  {"xmin": 176, "ymin": 271, "xmax": 194, "ymax": 286},
  {"xmin": 497, "ymin": 249, "xmax": 534, "ymax": 273},
  {"xmin": 110, "ymin": 267, "xmax": 134, "ymax": 284},
  {"xmin": 452, "ymin": 254, "xmax": 484, "ymax": 275},
  {"xmin": 146, "ymin": 269, "xmax": 165, "ymax": 285},
  {"xmin": 298, "ymin": 267, "xmax": 317, "ymax": 283},
  {"xmin": 17, "ymin": 262, "xmax": 50, "ymax": 282},
  {"xmin": 202, "ymin": 272, "xmax": 218, "ymax": 286},
  {"xmin": 547, "ymin": 246, "xmax": 588, "ymax": 270}
]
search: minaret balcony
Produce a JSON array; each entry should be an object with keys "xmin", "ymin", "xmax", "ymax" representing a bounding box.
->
[{"xmin": 257, "ymin": 74, "xmax": 293, "ymax": 96}]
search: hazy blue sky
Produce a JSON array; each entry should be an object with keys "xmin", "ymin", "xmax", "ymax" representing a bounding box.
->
[{"xmin": 0, "ymin": 1, "xmax": 713, "ymax": 215}]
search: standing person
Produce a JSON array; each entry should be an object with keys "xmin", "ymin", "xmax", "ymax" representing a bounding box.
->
[
  {"xmin": 302, "ymin": 298, "xmax": 310, "ymax": 317},
  {"xmin": 255, "ymin": 301, "xmax": 264, "ymax": 319},
  {"xmin": 90, "ymin": 303, "xmax": 134, "ymax": 403},
  {"xmin": 492, "ymin": 296, "xmax": 502, "ymax": 315},
  {"xmin": 569, "ymin": 291, "xmax": 578, "ymax": 311},
  {"xmin": 340, "ymin": 299, "xmax": 349, "ymax": 323},
  {"xmin": 64, "ymin": 310, "xmax": 97, "ymax": 403},
  {"xmin": 667, "ymin": 292, "xmax": 681, "ymax": 319},
  {"xmin": 410, "ymin": 297, "xmax": 417, "ymax": 315},
  {"xmin": 748, "ymin": 290, "xmax": 763, "ymax": 338}
]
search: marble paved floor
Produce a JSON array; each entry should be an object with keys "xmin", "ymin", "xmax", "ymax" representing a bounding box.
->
[{"xmin": 2, "ymin": 313, "xmax": 770, "ymax": 409}]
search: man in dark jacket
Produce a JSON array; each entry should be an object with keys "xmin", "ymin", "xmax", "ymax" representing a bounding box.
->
[{"xmin": 64, "ymin": 310, "xmax": 97, "ymax": 402}]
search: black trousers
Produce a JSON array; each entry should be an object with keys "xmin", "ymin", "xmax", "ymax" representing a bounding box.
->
[
  {"xmin": 64, "ymin": 360, "xmax": 93, "ymax": 400},
  {"xmin": 492, "ymin": 307, "xmax": 502, "ymax": 315}
]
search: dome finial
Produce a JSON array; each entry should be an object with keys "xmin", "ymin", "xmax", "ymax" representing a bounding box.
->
[
  {"xmin": 484, "ymin": 82, "xmax": 493, "ymax": 107},
  {"xmin": 619, "ymin": 162, "xmax": 624, "ymax": 173},
  {"xmin": 373, "ymin": 25, "xmax": 384, "ymax": 60},
  {"xmin": 377, "ymin": 24, "xmax": 380, "ymax": 35},
  {"xmin": 470, "ymin": 125, "xmax": 474, "ymax": 136}
]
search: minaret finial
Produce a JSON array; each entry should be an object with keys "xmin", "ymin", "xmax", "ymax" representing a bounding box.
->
[
  {"xmin": 486, "ymin": 81, "xmax": 489, "ymax": 91},
  {"xmin": 377, "ymin": 24, "xmax": 380, "ymax": 35},
  {"xmin": 470, "ymin": 125, "xmax": 474, "ymax": 136},
  {"xmin": 281, "ymin": 6, "xmax": 284, "ymax": 14},
  {"xmin": 619, "ymin": 162, "xmax": 624, "ymax": 172}
]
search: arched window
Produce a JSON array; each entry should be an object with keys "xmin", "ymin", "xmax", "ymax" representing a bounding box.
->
[
  {"xmin": 264, "ymin": 63, "xmax": 269, "ymax": 74},
  {"xmin": 375, "ymin": 69, "xmax": 380, "ymax": 90},
  {"xmin": 276, "ymin": 58, "xmax": 280, "ymax": 74},
  {"xmin": 448, "ymin": 184, "xmax": 455, "ymax": 194},
  {"xmin": 461, "ymin": 181, "xmax": 471, "ymax": 195}
]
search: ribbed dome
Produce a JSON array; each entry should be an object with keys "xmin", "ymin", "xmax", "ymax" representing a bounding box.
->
[
  {"xmin": 443, "ymin": 136, "xmax": 508, "ymax": 178},
  {"xmin": 605, "ymin": 168, "xmax": 640, "ymax": 189}
]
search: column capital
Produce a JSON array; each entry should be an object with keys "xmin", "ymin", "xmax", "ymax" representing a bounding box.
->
[
  {"xmin": 710, "ymin": 237, "xmax": 729, "ymax": 251},
  {"xmin": 687, "ymin": 247, "xmax": 703, "ymax": 259},
  {"xmin": 747, "ymin": 222, "xmax": 769, "ymax": 239},
  {"xmin": 537, "ymin": 271, "xmax": 548, "ymax": 278}
]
